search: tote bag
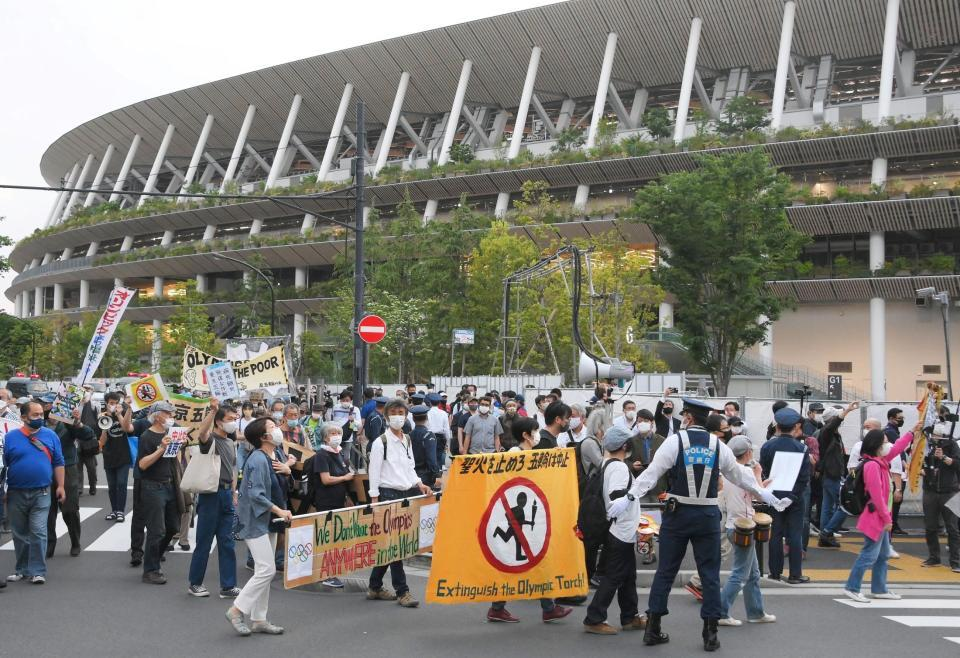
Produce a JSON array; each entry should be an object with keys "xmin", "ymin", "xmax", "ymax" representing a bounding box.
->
[{"xmin": 180, "ymin": 448, "xmax": 220, "ymax": 494}]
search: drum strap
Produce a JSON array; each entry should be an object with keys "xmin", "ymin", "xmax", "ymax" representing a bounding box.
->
[{"xmin": 673, "ymin": 431, "xmax": 718, "ymax": 506}]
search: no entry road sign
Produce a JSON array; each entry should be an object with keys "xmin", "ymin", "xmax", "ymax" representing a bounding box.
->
[{"xmin": 357, "ymin": 314, "xmax": 387, "ymax": 344}]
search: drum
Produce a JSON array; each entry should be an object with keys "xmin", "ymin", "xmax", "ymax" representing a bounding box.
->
[
  {"xmin": 637, "ymin": 527, "xmax": 656, "ymax": 555},
  {"xmin": 733, "ymin": 517, "xmax": 756, "ymax": 548},
  {"xmin": 753, "ymin": 512, "xmax": 773, "ymax": 543}
]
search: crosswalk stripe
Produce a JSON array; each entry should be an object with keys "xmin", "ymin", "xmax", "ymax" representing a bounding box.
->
[
  {"xmin": 884, "ymin": 616, "xmax": 960, "ymax": 628},
  {"xmin": 945, "ymin": 638, "xmax": 960, "ymax": 645},
  {"xmin": 0, "ymin": 507, "xmax": 101, "ymax": 550},
  {"xmin": 85, "ymin": 518, "xmax": 210, "ymax": 553},
  {"xmin": 835, "ymin": 598, "xmax": 960, "ymax": 609}
]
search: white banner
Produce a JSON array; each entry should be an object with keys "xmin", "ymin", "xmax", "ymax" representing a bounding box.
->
[{"xmin": 74, "ymin": 287, "xmax": 137, "ymax": 385}]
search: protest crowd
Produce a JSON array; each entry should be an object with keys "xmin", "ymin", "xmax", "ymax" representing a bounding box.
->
[{"xmin": 0, "ymin": 369, "xmax": 958, "ymax": 651}]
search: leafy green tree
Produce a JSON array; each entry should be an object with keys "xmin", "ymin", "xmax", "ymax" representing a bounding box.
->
[
  {"xmin": 160, "ymin": 282, "xmax": 220, "ymax": 381},
  {"xmin": 448, "ymin": 143, "xmax": 475, "ymax": 164},
  {"xmin": 632, "ymin": 150, "xmax": 806, "ymax": 395},
  {"xmin": 510, "ymin": 181, "xmax": 562, "ymax": 225},
  {"xmin": 551, "ymin": 128, "xmax": 585, "ymax": 153},
  {"xmin": 716, "ymin": 95, "xmax": 771, "ymax": 136},
  {"xmin": 0, "ymin": 217, "xmax": 13, "ymax": 274},
  {"xmin": 642, "ymin": 107, "xmax": 673, "ymax": 140}
]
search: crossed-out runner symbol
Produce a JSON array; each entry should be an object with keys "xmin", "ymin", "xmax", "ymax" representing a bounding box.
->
[{"xmin": 478, "ymin": 477, "xmax": 551, "ymax": 573}]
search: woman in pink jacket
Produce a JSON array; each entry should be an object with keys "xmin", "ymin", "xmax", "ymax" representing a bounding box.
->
[{"xmin": 844, "ymin": 427, "xmax": 916, "ymax": 603}]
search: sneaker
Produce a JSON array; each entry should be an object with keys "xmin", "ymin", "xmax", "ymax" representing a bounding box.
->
[
  {"xmin": 870, "ymin": 592, "xmax": 901, "ymax": 600},
  {"xmin": 245, "ymin": 559, "xmax": 255, "ymax": 572},
  {"xmin": 30, "ymin": 575, "xmax": 45, "ymax": 585},
  {"xmin": 621, "ymin": 615, "xmax": 647, "ymax": 631},
  {"xmin": 809, "ymin": 524, "xmax": 820, "ymax": 536},
  {"xmin": 832, "ymin": 529, "xmax": 845, "ymax": 538},
  {"xmin": 142, "ymin": 571, "xmax": 167, "ymax": 585},
  {"xmin": 130, "ymin": 553, "xmax": 143, "ymax": 567},
  {"xmin": 397, "ymin": 591, "xmax": 419, "ymax": 608},
  {"xmin": 542, "ymin": 605, "xmax": 573, "ymax": 623},
  {"xmin": 584, "ymin": 622, "xmax": 618, "ymax": 635},
  {"xmin": 89, "ymin": 488, "xmax": 96, "ymax": 496},
  {"xmin": 6, "ymin": 574, "xmax": 24, "ymax": 582},
  {"xmin": 250, "ymin": 620, "xmax": 284, "ymax": 634},
  {"xmin": 366, "ymin": 587, "xmax": 397, "ymax": 601},
  {"xmin": 104, "ymin": 512, "xmax": 117, "ymax": 521},
  {"xmin": 220, "ymin": 587, "xmax": 241, "ymax": 599},
  {"xmin": 188, "ymin": 584, "xmax": 209, "ymax": 597},
  {"xmin": 786, "ymin": 575, "xmax": 810, "ymax": 584},
  {"xmin": 225, "ymin": 609, "xmax": 251, "ymax": 636},
  {"xmin": 115, "ymin": 512, "xmax": 125, "ymax": 523},
  {"xmin": 921, "ymin": 558, "xmax": 942, "ymax": 568},
  {"xmin": 766, "ymin": 574, "xmax": 782, "ymax": 582},
  {"xmin": 487, "ymin": 607, "xmax": 520, "ymax": 623},
  {"xmin": 891, "ymin": 526, "xmax": 909, "ymax": 536},
  {"xmin": 844, "ymin": 590, "xmax": 870, "ymax": 603},
  {"xmin": 818, "ymin": 536, "xmax": 841, "ymax": 549},
  {"xmin": 179, "ymin": 543, "xmax": 191, "ymax": 551},
  {"xmin": 718, "ymin": 617, "xmax": 742, "ymax": 627},
  {"xmin": 888, "ymin": 550, "xmax": 900, "ymax": 559},
  {"xmin": 952, "ymin": 566, "xmax": 960, "ymax": 574},
  {"xmin": 748, "ymin": 614, "xmax": 777, "ymax": 623},
  {"xmin": 321, "ymin": 577, "xmax": 344, "ymax": 588}
]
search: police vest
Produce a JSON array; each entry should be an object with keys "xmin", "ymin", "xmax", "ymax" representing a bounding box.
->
[{"xmin": 667, "ymin": 429, "xmax": 720, "ymax": 506}]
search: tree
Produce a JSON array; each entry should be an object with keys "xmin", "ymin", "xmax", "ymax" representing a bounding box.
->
[
  {"xmin": 642, "ymin": 107, "xmax": 673, "ymax": 140},
  {"xmin": 632, "ymin": 150, "xmax": 807, "ymax": 395},
  {"xmin": 551, "ymin": 128, "xmax": 585, "ymax": 153},
  {"xmin": 716, "ymin": 95, "xmax": 771, "ymax": 136},
  {"xmin": 510, "ymin": 180, "xmax": 562, "ymax": 225},
  {"xmin": 161, "ymin": 281, "xmax": 220, "ymax": 381},
  {"xmin": 448, "ymin": 143, "xmax": 475, "ymax": 164}
]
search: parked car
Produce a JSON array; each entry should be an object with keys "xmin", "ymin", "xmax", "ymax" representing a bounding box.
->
[{"xmin": 6, "ymin": 376, "xmax": 51, "ymax": 399}]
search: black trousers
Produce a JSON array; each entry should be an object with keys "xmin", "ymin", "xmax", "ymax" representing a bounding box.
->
[
  {"xmin": 77, "ymin": 453, "xmax": 97, "ymax": 491},
  {"xmin": 923, "ymin": 489, "xmax": 960, "ymax": 567},
  {"xmin": 585, "ymin": 535, "xmax": 638, "ymax": 625},
  {"xmin": 47, "ymin": 465, "xmax": 81, "ymax": 550},
  {"xmin": 141, "ymin": 480, "xmax": 179, "ymax": 574},
  {"xmin": 130, "ymin": 477, "xmax": 146, "ymax": 557}
]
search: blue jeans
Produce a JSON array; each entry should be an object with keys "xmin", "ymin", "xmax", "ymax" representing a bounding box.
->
[
  {"xmin": 368, "ymin": 487, "xmax": 416, "ymax": 596},
  {"xmin": 769, "ymin": 498, "xmax": 803, "ymax": 579},
  {"xmin": 846, "ymin": 531, "xmax": 891, "ymax": 594},
  {"xmin": 820, "ymin": 477, "xmax": 847, "ymax": 535},
  {"xmin": 105, "ymin": 466, "xmax": 129, "ymax": 514},
  {"xmin": 188, "ymin": 487, "xmax": 237, "ymax": 589},
  {"xmin": 721, "ymin": 529, "xmax": 765, "ymax": 620},
  {"xmin": 8, "ymin": 488, "xmax": 52, "ymax": 577}
]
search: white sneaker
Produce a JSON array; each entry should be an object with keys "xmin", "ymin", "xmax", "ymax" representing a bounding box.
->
[
  {"xmin": 844, "ymin": 590, "xmax": 870, "ymax": 603},
  {"xmin": 888, "ymin": 550, "xmax": 900, "ymax": 559},
  {"xmin": 718, "ymin": 617, "xmax": 742, "ymax": 627},
  {"xmin": 29, "ymin": 575, "xmax": 45, "ymax": 584},
  {"xmin": 748, "ymin": 614, "xmax": 777, "ymax": 623},
  {"xmin": 870, "ymin": 592, "xmax": 901, "ymax": 600},
  {"xmin": 187, "ymin": 584, "xmax": 209, "ymax": 597},
  {"xmin": 6, "ymin": 574, "xmax": 24, "ymax": 582}
]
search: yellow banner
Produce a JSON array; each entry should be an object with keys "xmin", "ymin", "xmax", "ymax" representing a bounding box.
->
[
  {"xmin": 180, "ymin": 345, "xmax": 288, "ymax": 394},
  {"xmin": 284, "ymin": 494, "xmax": 440, "ymax": 589},
  {"xmin": 426, "ymin": 448, "xmax": 586, "ymax": 604},
  {"xmin": 168, "ymin": 393, "xmax": 211, "ymax": 444},
  {"xmin": 127, "ymin": 373, "xmax": 168, "ymax": 411}
]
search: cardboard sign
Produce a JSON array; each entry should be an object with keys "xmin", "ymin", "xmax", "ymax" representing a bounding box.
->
[
  {"xmin": 127, "ymin": 373, "xmax": 168, "ymax": 411},
  {"xmin": 181, "ymin": 345, "xmax": 289, "ymax": 394},
  {"xmin": 50, "ymin": 383, "xmax": 84, "ymax": 424},
  {"xmin": 282, "ymin": 440, "xmax": 315, "ymax": 471},
  {"xmin": 168, "ymin": 393, "xmax": 211, "ymax": 444},
  {"xmin": 426, "ymin": 448, "xmax": 587, "ymax": 604},
  {"xmin": 284, "ymin": 494, "xmax": 439, "ymax": 589},
  {"xmin": 204, "ymin": 361, "xmax": 240, "ymax": 400},
  {"xmin": 163, "ymin": 427, "xmax": 190, "ymax": 458},
  {"xmin": 0, "ymin": 418, "xmax": 24, "ymax": 467},
  {"xmin": 181, "ymin": 345, "xmax": 224, "ymax": 392}
]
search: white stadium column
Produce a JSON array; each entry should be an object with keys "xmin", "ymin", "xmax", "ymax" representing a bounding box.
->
[
  {"xmin": 79, "ymin": 241, "xmax": 99, "ymax": 308},
  {"xmin": 179, "ymin": 114, "xmax": 215, "ymax": 201},
  {"xmin": 575, "ymin": 33, "xmax": 618, "ymax": 211},
  {"xmin": 674, "ymin": 17, "xmax": 703, "ymax": 144},
  {"xmin": 770, "ymin": 0, "xmax": 798, "ymax": 131},
  {"xmin": 84, "ymin": 144, "xmax": 115, "ymax": 208},
  {"xmin": 293, "ymin": 267, "xmax": 307, "ymax": 350},
  {"xmin": 109, "ymin": 135, "xmax": 142, "ymax": 203},
  {"xmin": 220, "ymin": 105, "xmax": 256, "ymax": 192},
  {"xmin": 374, "ymin": 72, "xmax": 410, "ymax": 175},
  {"xmin": 264, "ymin": 94, "xmax": 302, "ymax": 191},
  {"xmin": 138, "ymin": 124, "xmax": 176, "ymax": 206},
  {"xmin": 62, "ymin": 153, "xmax": 95, "ymax": 221},
  {"xmin": 495, "ymin": 46, "xmax": 541, "ymax": 217},
  {"xmin": 425, "ymin": 59, "xmax": 472, "ymax": 222},
  {"xmin": 44, "ymin": 186, "xmax": 68, "ymax": 229},
  {"xmin": 318, "ymin": 84, "xmax": 353, "ymax": 181},
  {"xmin": 48, "ymin": 162, "xmax": 81, "ymax": 227}
]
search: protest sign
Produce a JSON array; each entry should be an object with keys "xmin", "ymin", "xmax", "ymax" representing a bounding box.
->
[
  {"xmin": 75, "ymin": 287, "xmax": 137, "ymax": 385},
  {"xmin": 181, "ymin": 345, "xmax": 224, "ymax": 392},
  {"xmin": 50, "ymin": 383, "xmax": 84, "ymax": 424},
  {"xmin": 163, "ymin": 427, "xmax": 190, "ymax": 457},
  {"xmin": 181, "ymin": 345, "xmax": 289, "ymax": 395},
  {"xmin": 426, "ymin": 448, "xmax": 586, "ymax": 604},
  {"xmin": 0, "ymin": 418, "xmax": 24, "ymax": 467},
  {"xmin": 168, "ymin": 393, "xmax": 211, "ymax": 444},
  {"xmin": 204, "ymin": 361, "xmax": 240, "ymax": 400},
  {"xmin": 283, "ymin": 494, "xmax": 439, "ymax": 589},
  {"xmin": 127, "ymin": 373, "xmax": 168, "ymax": 411}
]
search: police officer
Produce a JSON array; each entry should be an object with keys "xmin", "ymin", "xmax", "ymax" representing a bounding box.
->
[
  {"xmin": 608, "ymin": 398, "xmax": 789, "ymax": 652},
  {"xmin": 409, "ymin": 405, "xmax": 440, "ymax": 488}
]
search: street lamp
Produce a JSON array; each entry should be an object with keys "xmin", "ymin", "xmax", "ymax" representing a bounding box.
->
[
  {"xmin": 917, "ymin": 287, "xmax": 953, "ymax": 400},
  {"xmin": 212, "ymin": 253, "xmax": 276, "ymax": 336}
]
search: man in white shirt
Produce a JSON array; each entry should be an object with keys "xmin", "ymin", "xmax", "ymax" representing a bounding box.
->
[
  {"xmin": 583, "ymin": 426, "xmax": 648, "ymax": 635},
  {"xmin": 366, "ymin": 399, "xmax": 432, "ymax": 609},
  {"xmin": 612, "ymin": 400, "xmax": 640, "ymax": 434}
]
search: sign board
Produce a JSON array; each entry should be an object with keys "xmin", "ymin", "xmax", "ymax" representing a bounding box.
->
[
  {"xmin": 453, "ymin": 329, "xmax": 475, "ymax": 345},
  {"xmin": 168, "ymin": 393, "xmax": 211, "ymax": 444},
  {"xmin": 50, "ymin": 383, "xmax": 84, "ymax": 424},
  {"xmin": 357, "ymin": 315, "xmax": 387, "ymax": 344},
  {"xmin": 75, "ymin": 287, "xmax": 137, "ymax": 385},
  {"xmin": 163, "ymin": 427, "xmax": 190, "ymax": 458},
  {"xmin": 181, "ymin": 345, "xmax": 289, "ymax": 394},
  {"xmin": 426, "ymin": 448, "xmax": 587, "ymax": 604},
  {"xmin": 283, "ymin": 493, "xmax": 439, "ymax": 589},
  {"xmin": 127, "ymin": 373, "xmax": 168, "ymax": 411},
  {"xmin": 827, "ymin": 375, "xmax": 843, "ymax": 401},
  {"xmin": 181, "ymin": 346, "xmax": 224, "ymax": 392},
  {"xmin": 0, "ymin": 418, "xmax": 24, "ymax": 467},
  {"xmin": 205, "ymin": 361, "xmax": 241, "ymax": 400}
]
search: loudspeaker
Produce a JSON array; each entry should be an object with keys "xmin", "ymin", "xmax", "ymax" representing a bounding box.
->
[{"xmin": 577, "ymin": 351, "xmax": 635, "ymax": 385}]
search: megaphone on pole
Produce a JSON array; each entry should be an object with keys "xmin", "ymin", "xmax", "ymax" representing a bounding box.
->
[{"xmin": 577, "ymin": 351, "xmax": 635, "ymax": 385}]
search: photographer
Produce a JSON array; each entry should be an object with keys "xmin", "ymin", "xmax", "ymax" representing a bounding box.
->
[
  {"xmin": 920, "ymin": 420, "xmax": 960, "ymax": 571},
  {"xmin": 97, "ymin": 391, "xmax": 134, "ymax": 523}
]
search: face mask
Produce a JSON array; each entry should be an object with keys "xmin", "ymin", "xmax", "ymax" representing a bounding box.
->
[
  {"xmin": 221, "ymin": 421, "xmax": 238, "ymax": 434},
  {"xmin": 468, "ymin": 405, "xmax": 478, "ymax": 413},
  {"xmin": 879, "ymin": 443, "xmax": 892, "ymax": 457},
  {"xmin": 388, "ymin": 415, "xmax": 406, "ymax": 430},
  {"xmin": 814, "ymin": 414, "xmax": 823, "ymax": 423},
  {"xmin": 269, "ymin": 428, "xmax": 284, "ymax": 445},
  {"xmin": 505, "ymin": 409, "xmax": 516, "ymax": 416},
  {"xmin": 530, "ymin": 434, "xmax": 541, "ymax": 447},
  {"xmin": 568, "ymin": 417, "xmax": 582, "ymax": 431},
  {"xmin": 638, "ymin": 421, "xmax": 652, "ymax": 434},
  {"xmin": 663, "ymin": 407, "xmax": 673, "ymax": 416},
  {"xmin": 287, "ymin": 418, "xmax": 300, "ymax": 428},
  {"xmin": 164, "ymin": 418, "xmax": 175, "ymax": 429},
  {"xmin": 27, "ymin": 418, "xmax": 44, "ymax": 431},
  {"xmin": 730, "ymin": 426, "xmax": 743, "ymax": 435},
  {"xmin": 312, "ymin": 413, "xmax": 321, "ymax": 420},
  {"xmin": 272, "ymin": 411, "xmax": 283, "ymax": 421},
  {"xmin": 862, "ymin": 429, "xmax": 869, "ymax": 439},
  {"xmin": 933, "ymin": 422, "xmax": 951, "ymax": 438},
  {"xmin": 329, "ymin": 436, "xmax": 343, "ymax": 448},
  {"xmin": 895, "ymin": 418, "xmax": 904, "ymax": 428},
  {"xmin": 624, "ymin": 410, "xmax": 637, "ymax": 421},
  {"xmin": 478, "ymin": 405, "xmax": 490, "ymax": 415},
  {"xmin": 106, "ymin": 404, "xmax": 117, "ymax": 414},
  {"xmin": 341, "ymin": 401, "xmax": 352, "ymax": 409}
]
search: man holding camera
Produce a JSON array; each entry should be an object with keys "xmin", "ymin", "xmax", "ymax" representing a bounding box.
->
[{"xmin": 920, "ymin": 421, "xmax": 960, "ymax": 571}]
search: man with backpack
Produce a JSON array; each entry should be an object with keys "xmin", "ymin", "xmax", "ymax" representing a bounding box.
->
[{"xmin": 582, "ymin": 426, "xmax": 648, "ymax": 635}]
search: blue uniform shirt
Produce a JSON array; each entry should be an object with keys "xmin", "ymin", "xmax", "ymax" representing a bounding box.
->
[
  {"xmin": 3, "ymin": 427, "xmax": 65, "ymax": 489},
  {"xmin": 760, "ymin": 433, "xmax": 811, "ymax": 499}
]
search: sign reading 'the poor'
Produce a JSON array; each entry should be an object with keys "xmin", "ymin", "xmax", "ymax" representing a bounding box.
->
[{"xmin": 426, "ymin": 448, "xmax": 586, "ymax": 604}]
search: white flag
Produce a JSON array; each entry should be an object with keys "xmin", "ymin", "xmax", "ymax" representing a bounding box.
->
[{"xmin": 74, "ymin": 287, "xmax": 137, "ymax": 385}]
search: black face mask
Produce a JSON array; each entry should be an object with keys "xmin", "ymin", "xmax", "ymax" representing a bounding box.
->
[
  {"xmin": 895, "ymin": 419, "xmax": 904, "ymax": 428},
  {"xmin": 663, "ymin": 408, "xmax": 673, "ymax": 415}
]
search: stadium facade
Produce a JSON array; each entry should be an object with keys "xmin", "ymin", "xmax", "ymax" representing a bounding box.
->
[{"xmin": 6, "ymin": 0, "xmax": 960, "ymax": 400}]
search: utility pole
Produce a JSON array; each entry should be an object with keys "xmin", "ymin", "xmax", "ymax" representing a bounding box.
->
[{"xmin": 353, "ymin": 101, "xmax": 367, "ymax": 401}]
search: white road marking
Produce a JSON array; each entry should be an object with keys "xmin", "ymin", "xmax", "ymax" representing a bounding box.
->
[
  {"xmin": 884, "ymin": 616, "xmax": 960, "ymax": 627},
  {"xmin": 86, "ymin": 519, "xmax": 211, "ymax": 553},
  {"xmin": 836, "ymin": 598, "xmax": 960, "ymax": 609},
  {"xmin": 0, "ymin": 507, "xmax": 101, "ymax": 550},
  {"xmin": 945, "ymin": 637, "xmax": 960, "ymax": 645}
]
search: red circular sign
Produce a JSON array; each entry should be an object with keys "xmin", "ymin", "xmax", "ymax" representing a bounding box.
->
[
  {"xmin": 477, "ymin": 477, "xmax": 552, "ymax": 573},
  {"xmin": 357, "ymin": 314, "xmax": 387, "ymax": 344}
]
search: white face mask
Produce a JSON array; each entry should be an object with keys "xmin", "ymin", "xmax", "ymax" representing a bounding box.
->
[
  {"xmin": 814, "ymin": 414, "xmax": 823, "ymax": 423},
  {"xmin": 272, "ymin": 411, "xmax": 283, "ymax": 421},
  {"xmin": 329, "ymin": 436, "xmax": 343, "ymax": 448},
  {"xmin": 637, "ymin": 421, "xmax": 652, "ymax": 434},
  {"xmin": 933, "ymin": 422, "xmax": 952, "ymax": 439},
  {"xmin": 311, "ymin": 412, "xmax": 321, "ymax": 420},
  {"xmin": 730, "ymin": 426, "xmax": 743, "ymax": 435},
  {"xmin": 388, "ymin": 415, "xmax": 406, "ymax": 430},
  {"xmin": 879, "ymin": 442, "xmax": 892, "ymax": 457},
  {"xmin": 568, "ymin": 417, "xmax": 582, "ymax": 431},
  {"xmin": 624, "ymin": 410, "xmax": 637, "ymax": 421},
  {"xmin": 478, "ymin": 405, "xmax": 490, "ymax": 415},
  {"xmin": 269, "ymin": 427, "xmax": 284, "ymax": 445},
  {"xmin": 106, "ymin": 404, "xmax": 117, "ymax": 414},
  {"xmin": 164, "ymin": 417, "xmax": 175, "ymax": 429},
  {"xmin": 862, "ymin": 429, "xmax": 870, "ymax": 439},
  {"xmin": 221, "ymin": 421, "xmax": 238, "ymax": 434},
  {"xmin": 530, "ymin": 433, "xmax": 541, "ymax": 447},
  {"xmin": 341, "ymin": 401, "xmax": 352, "ymax": 409}
]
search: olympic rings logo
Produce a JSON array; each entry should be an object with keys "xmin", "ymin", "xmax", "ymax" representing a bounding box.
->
[
  {"xmin": 420, "ymin": 517, "xmax": 437, "ymax": 532},
  {"xmin": 288, "ymin": 543, "xmax": 313, "ymax": 562}
]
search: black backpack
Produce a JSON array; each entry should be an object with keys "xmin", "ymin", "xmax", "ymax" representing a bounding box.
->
[
  {"xmin": 574, "ymin": 435, "xmax": 601, "ymax": 495},
  {"xmin": 577, "ymin": 459, "xmax": 630, "ymax": 545},
  {"xmin": 840, "ymin": 459, "xmax": 871, "ymax": 515}
]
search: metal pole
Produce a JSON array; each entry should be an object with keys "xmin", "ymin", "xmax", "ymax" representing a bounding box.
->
[
  {"xmin": 353, "ymin": 101, "xmax": 367, "ymax": 399},
  {"xmin": 943, "ymin": 300, "xmax": 953, "ymax": 401}
]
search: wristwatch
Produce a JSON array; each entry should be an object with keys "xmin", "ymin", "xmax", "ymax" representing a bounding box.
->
[{"xmin": 626, "ymin": 493, "xmax": 636, "ymax": 502}]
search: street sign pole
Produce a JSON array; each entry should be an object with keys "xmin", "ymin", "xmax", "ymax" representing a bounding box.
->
[{"xmin": 353, "ymin": 100, "xmax": 366, "ymax": 402}]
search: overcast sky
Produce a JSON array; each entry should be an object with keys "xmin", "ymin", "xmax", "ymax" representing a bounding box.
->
[{"xmin": 0, "ymin": 0, "xmax": 558, "ymax": 312}]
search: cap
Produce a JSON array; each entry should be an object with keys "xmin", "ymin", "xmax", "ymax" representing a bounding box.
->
[
  {"xmin": 682, "ymin": 397, "xmax": 714, "ymax": 414},
  {"xmin": 411, "ymin": 392, "xmax": 425, "ymax": 401},
  {"xmin": 808, "ymin": 402, "xmax": 825, "ymax": 412},
  {"xmin": 440, "ymin": 392, "xmax": 448, "ymax": 398},
  {"xmin": 151, "ymin": 400, "xmax": 176, "ymax": 413},
  {"xmin": 822, "ymin": 406, "xmax": 842, "ymax": 422},
  {"xmin": 727, "ymin": 415, "xmax": 744, "ymax": 426},
  {"xmin": 410, "ymin": 404, "xmax": 429, "ymax": 415},
  {"xmin": 16, "ymin": 396, "xmax": 30, "ymax": 404},
  {"xmin": 602, "ymin": 425, "xmax": 633, "ymax": 452},
  {"xmin": 774, "ymin": 407, "xmax": 803, "ymax": 427},
  {"xmin": 425, "ymin": 393, "xmax": 442, "ymax": 404},
  {"xmin": 374, "ymin": 396, "xmax": 388, "ymax": 405},
  {"xmin": 727, "ymin": 436, "xmax": 753, "ymax": 457}
]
